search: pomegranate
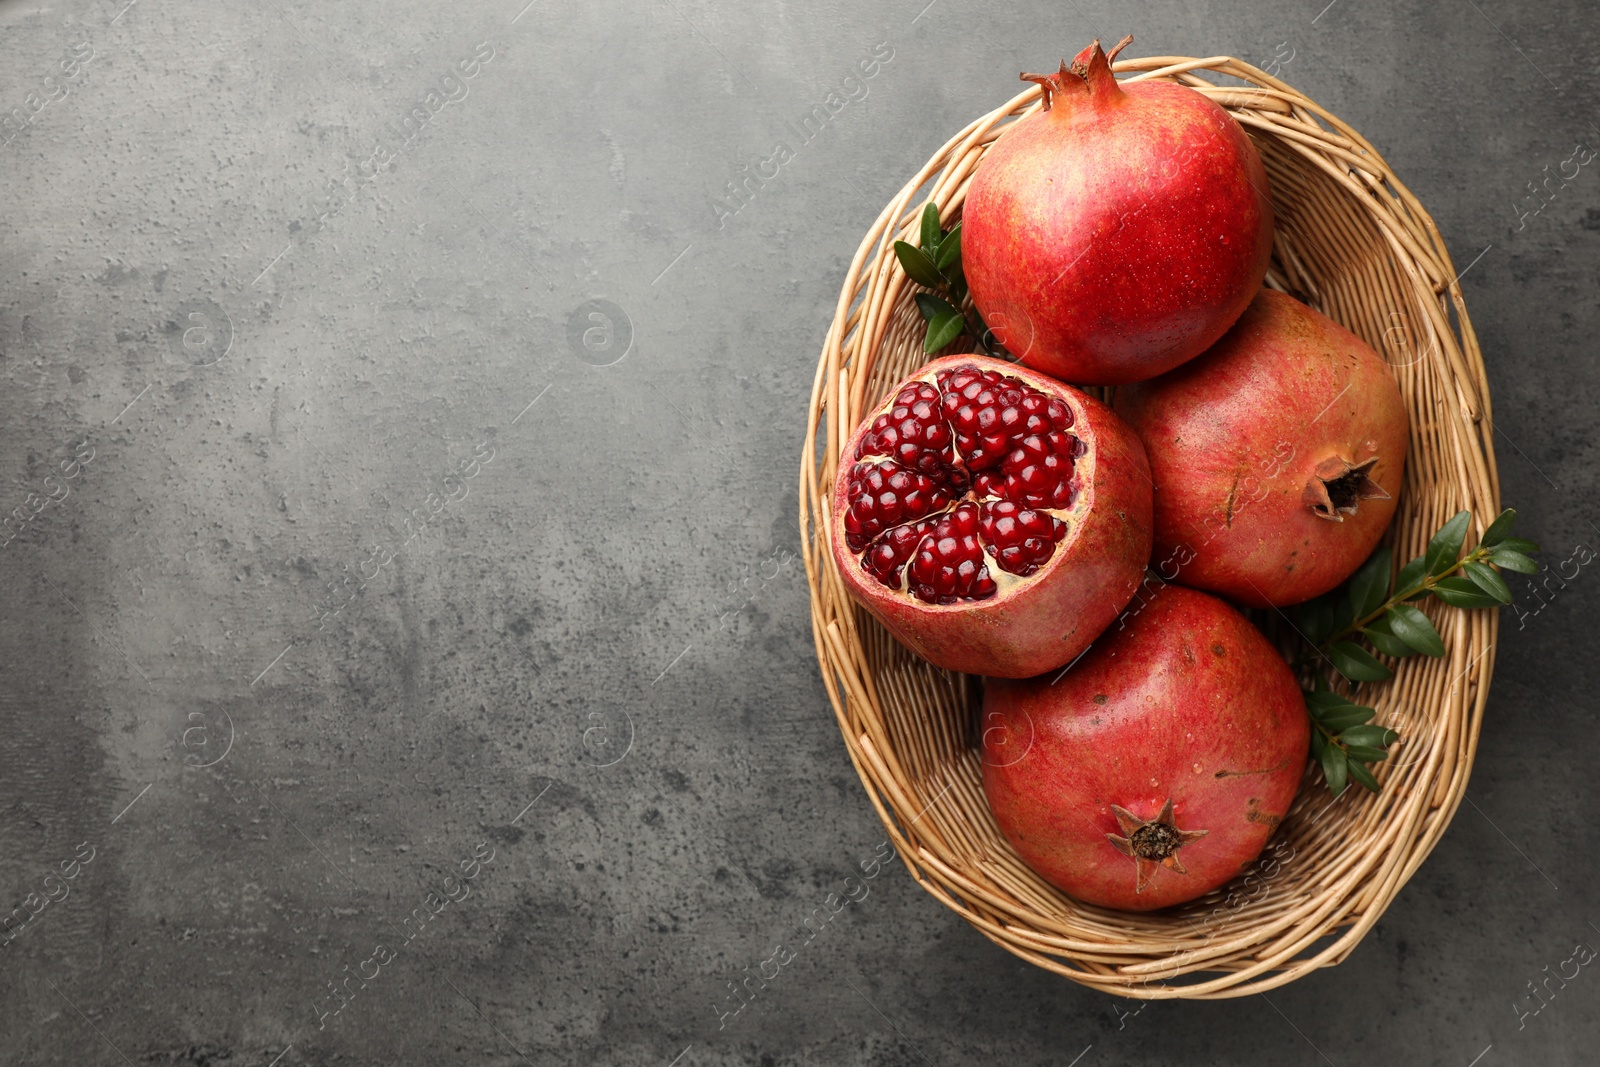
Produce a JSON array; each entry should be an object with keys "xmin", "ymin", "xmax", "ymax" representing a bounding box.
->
[
  {"xmin": 1115, "ymin": 288, "xmax": 1409, "ymax": 607},
  {"xmin": 830, "ymin": 354, "xmax": 1151, "ymax": 678},
  {"xmin": 982, "ymin": 584, "xmax": 1308, "ymax": 911},
  {"xmin": 962, "ymin": 36, "xmax": 1273, "ymax": 385}
]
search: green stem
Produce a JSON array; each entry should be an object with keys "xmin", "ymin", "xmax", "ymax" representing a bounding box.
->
[
  {"xmin": 965, "ymin": 310, "xmax": 992, "ymax": 354},
  {"xmin": 1321, "ymin": 547, "xmax": 1487, "ymax": 650},
  {"xmin": 935, "ymin": 281, "xmax": 990, "ymax": 356}
]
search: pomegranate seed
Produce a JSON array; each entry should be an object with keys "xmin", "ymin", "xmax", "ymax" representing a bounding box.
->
[
  {"xmin": 843, "ymin": 461, "xmax": 951, "ymax": 551},
  {"xmin": 845, "ymin": 365, "xmax": 1083, "ymax": 599},
  {"xmin": 979, "ymin": 501, "xmax": 1070, "ymax": 577},
  {"xmin": 856, "ymin": 382, "xmax": 957, "ymax": 484},
  {"xmin": 861, "ymin": 516, "xmax": 939, "ymax": 587},
  {"xmin": 903, "ymin": 504, "xmax": 994, "ymax": 603}
]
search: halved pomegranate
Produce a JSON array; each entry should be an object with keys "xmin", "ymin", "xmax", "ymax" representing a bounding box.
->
[{"xmin": 830, "ymin": 354, "xmax": 1152, "ymax": 678}]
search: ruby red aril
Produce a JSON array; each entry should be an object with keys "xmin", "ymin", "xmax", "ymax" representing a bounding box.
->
[
  {"xmin": 962, "ymin": 36, "xmax": 1273, "ymax": 385},
  {"xmin": 982, "ymin": 584, "xmax": 1308, "ymax": 911},
  {"xmin": 831, "ymin": 354, "xmax": 1151, "ymax": 678}
]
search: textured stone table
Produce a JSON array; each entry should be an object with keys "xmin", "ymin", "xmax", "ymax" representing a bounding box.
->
[{"xmin": 1, "ymin": 1, "xmax": 1595, "ymax": 1063}]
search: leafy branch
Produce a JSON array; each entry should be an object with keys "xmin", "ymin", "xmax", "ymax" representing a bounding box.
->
[
  {"xmin": 1304, "ymin": 691, "xmax": 1397, "ymax": 796},
  {"xmin": 894, "ymin": 202, "xmax": 991, "ymax": 354},
  {"xmin": 1296, "ymin": 507, "xmax": 1540, "ymax": 796}
]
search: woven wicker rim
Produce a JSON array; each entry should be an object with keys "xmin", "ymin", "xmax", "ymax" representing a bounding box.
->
[{"xmin": 799, "ymin": 54, "xmax": 1501, "ymax": 999}]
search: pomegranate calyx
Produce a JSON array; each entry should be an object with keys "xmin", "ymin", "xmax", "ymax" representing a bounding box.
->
[
  {"xmin": 1303, "ymin": 456, "xmax": 1389, "ymax": 522},
  {"xmin": 1020, "ymin": 35, "xmax": 1132, "ymax": 112},
  {"xmin": 1107, "ymin": 798, "xmax": 1209, "ymax": 893},
  {"xmin": 1019, "ymin": 61, "xmax": 1079, "ymax": 112}
]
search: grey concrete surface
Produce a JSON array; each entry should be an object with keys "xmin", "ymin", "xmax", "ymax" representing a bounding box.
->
[{"xmin": 1, "ymin": 0, "xmax": 1596, "ymax": 1064}]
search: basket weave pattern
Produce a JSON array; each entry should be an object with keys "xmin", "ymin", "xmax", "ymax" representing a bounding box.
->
[{"xmin": 800, "ymin": 55, "xmax": 1501, "ymax": 998}]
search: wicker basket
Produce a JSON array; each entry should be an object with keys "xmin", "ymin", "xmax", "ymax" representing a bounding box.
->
[{"xmin": 799, "ymin": 54, "xmax": 1501, "ymax": 998}]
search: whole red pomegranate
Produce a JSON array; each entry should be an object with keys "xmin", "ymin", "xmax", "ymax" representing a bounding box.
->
[
  {"xmin": 962, "ymin": 36, "xmax": 1273, "ymax": 385},
  {"xmin": 982, "ymin": 584, "xmax": 1308, "ymax": 911},
  {"xmin": 830, "ymin": 354, "xmax": 1151, "ymax": 678},
  {"xmin": 1115, "ymin": 288, "xmax": 1409, "ymax": 607}
]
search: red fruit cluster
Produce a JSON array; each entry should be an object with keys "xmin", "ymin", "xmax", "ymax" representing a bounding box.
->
[{"xmin": 842, "ymin": 367, "xmax": 1077, "ymax": 604}]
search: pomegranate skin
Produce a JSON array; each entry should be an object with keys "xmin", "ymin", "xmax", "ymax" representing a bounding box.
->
[
  {"xmin": 963, "ymin": 38, "xmax": 1273, "ymax": 385},
  {"xmin": 1115, "ymin": 288, "xmax": 1409, "ymax": 607},
  {"xmin": 982, "ymin": 585, "xmax": 1308, "ymax": 912},
  {"xmin": 830, "ymin": 354, "xmax": 1152, "ymax": 678}
]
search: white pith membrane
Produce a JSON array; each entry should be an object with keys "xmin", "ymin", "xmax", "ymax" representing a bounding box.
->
[{"xmin": 841, "ymin": 364, "xmax": 1090, "ymax": 605}]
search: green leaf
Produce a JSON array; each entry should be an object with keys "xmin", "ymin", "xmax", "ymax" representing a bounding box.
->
[
  {"xmin": 1463, "ymin": 560, "xmax": 1514, "ymax": 604},
  {"xmin": 1349, "ymin": 547, "xmax": 1392, "ymax": 622},
  {"xmin": 1344, "ymin": 744, "xmax": 1392, "ymax": 762},
  {"xmin": 1338, "ymin": 724, "xmax": 1399, "ymax": 748},
  {"xmin": 936, "ymin": 223, "xmax": 963, "ymax": 271},
  {"xmin": 1305, "ymin": 689, "xmax": 1357, "ymax": 712},
  {"xmin": 894, "ymin": 241, "xmax": 944, "ymax": 289},
  {"xmin": 1362, "ymin": 616, "xmax": 1416, "ymax": 659},
  {"xmin": 945, "ymin": 257, "xmax": 965, "ymax": 294},
  {"xmin": 1425, "ymin": 510, "xmax": 1472, "ymax": 576},
  {"xmin": 1320, "ymin": 744, "xmax": 1349, "ymax": 797},
  {"xmin": 1431, "ymin": 576, "xmax": 1503, "ymax": 608},
  {"xmin": 920, "ymin": 202, "xmax": 942, "ymax": 253},
  {"xmin": 1310, "ymin": 729, "xmax": 1326, "ymax": 759},
  {"xmin": 1393, "ymin": 554, "xmax": 1428, "ymax": 598},
  {"xmin": 1479, "ymin": 508, "xmax": 1517, "ymax": 547},
  {"xmin": 915, "ymin": 293, "xmax": 959, "ymax": 324},
  {"xmin": 1299, "ymin": 589, "xmax": 1350, "ymax": 647},
  {"xmin": 1329, "ymin": 641, "xmax": 1393, "ymax": 682},
  {"xmin": 1385, "ymin": 604, "xmax": 1445, "ymax": 657},
  {"xmin": 1347, "ymin": 760, "xmax": 1381, "ymax": 793},
  {"xmin": 1489, "ymin": 547, "xmax": 1540, "ymax": 574},
  {"xmin": 1495, "ymin": 537, "xmax": 1540, "ymax": 555},
  {"xmin": 1315, "ymin": 704, "xmax": 1378, "ymax": 732},
  {"xmin": 924, "ymin": 309, "xmax": 965, "ymax": 353}
]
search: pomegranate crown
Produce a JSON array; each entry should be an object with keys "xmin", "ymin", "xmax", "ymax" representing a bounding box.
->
[{"xmin": 1021, "ymin": 34, "xmax": 1133, "ymax": 111}]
